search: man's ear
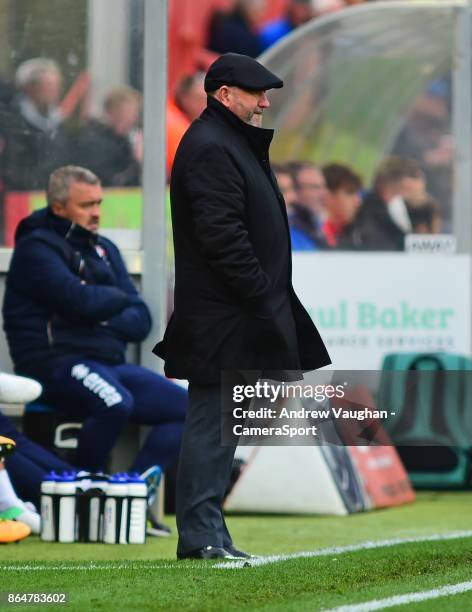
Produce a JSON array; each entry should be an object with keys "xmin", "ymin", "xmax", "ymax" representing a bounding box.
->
[{"xmin": 216, "ymin": 86, "xmax": 231, "ymax": 108}]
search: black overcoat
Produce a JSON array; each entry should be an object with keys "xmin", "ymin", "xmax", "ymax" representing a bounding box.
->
[{"xmin": 153, "ymin": 96, "xmax": 330, "ymax": 383}]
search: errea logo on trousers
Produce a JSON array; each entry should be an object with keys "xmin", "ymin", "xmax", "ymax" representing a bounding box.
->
[{"xmin": 71, "ymin": 364, "xmax": 123, "ymax": 407}]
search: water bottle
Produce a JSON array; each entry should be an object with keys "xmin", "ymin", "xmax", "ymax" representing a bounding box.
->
[
  {"xmin": 56, "ymin": 472, "xmax": 78, "ymax": 543},
  {"xmin": 76, "ymin": 473, "xmax": 109, "ymax": 543},
  {"xmin": 127, "ymin": 474, "xmax": 147, "ymax": 544},
  {"xmin": 40, "ymin": 471, "xmax": 58, "ymax": 541},
  {"xmin": 88, "ymin": 473, "xmax": 109, "ymax": 542},
  {"xmin": 103, "ymin": 475, "xmax": 129, "ymax": 544}
]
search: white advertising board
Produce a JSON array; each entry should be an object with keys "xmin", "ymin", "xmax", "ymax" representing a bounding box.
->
[
  {"xmin": 292, "ymin": 254, "xmax": 471, "ymax": 370},
  {"xmin": 225, "ymin": 446, "xmax": 351, "ymax": 515}
]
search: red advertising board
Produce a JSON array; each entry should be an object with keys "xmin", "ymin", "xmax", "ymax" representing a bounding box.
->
[{"xmin": 332, "ymin": 385, "xmax": 415, "ymax": 509}]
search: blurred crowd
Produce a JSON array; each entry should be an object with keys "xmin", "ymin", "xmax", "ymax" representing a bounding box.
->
[
  {"xmin": 0, "ymin": 0, "xmax": 452, "ymax": 251},
  {"xmin": 274, "ymin": 157, "xmax": 440, "ymax": 252},
  {"xmin": 0, "ymin": 58, "xmax": 143, "ymax": 193},
  {"xmin": 206, "ymin": 0, "xmax": 371, "ymax": 59},
  {"xmin": 0, "ymin": 54, "xmax": 447, "ymax": 252},
  {"xmin": 166, "ymin": 0, "xmax": 453, "ymax": 246}
]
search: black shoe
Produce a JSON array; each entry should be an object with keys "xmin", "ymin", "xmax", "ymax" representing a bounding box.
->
[
  {"xmin": 224, "ymin": 545, "xmax": 254, "ymax": 559},
  {"xmin": 178, "ymin": 545, "xmax": 244, "ymax": 560}
]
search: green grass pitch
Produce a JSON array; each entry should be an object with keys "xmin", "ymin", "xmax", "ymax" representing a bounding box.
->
[{"xmin": 3, "ymin": 492, "xmax": 472, "ymax": 611}]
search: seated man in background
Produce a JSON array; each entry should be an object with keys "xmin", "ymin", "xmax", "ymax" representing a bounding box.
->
[
  {"xmin": 321, "ymin": 163, "xmax": 362, "ymax": 248},
  {"xmin": 272, "ymin": 163, "xmax": 313, "ymax": 251},
  {"xmin": 1, "ymin": 58, "xmax": 72, "ymax": 191},
  {"xmin": 207, "ymin": 0, "xmax": 264, "ymax": 58},
  {"xmin": 272, "ymin": 163, "xmax": 298, "ymax": 211},
  {"xmin": 167, "ymin": 73, "xmax": 206, "ymax": 176},
  {"xmin": 3, "ymin": 166, "xmax": 187, "ymax": 494},
  {"xmin": 174, "ymin": 73, "xmax": 207, "ymax": 124},
  {"xmin": 287, "ymin": 160, "xmax": 329, "ymax": 250},
  {"xmin": 344, "ymin": 156, "xmax": 426, "ymax": 251},
  {"xmin": 259, "ymin": 0, "xmax": 314, "ymax": 51},
  {"xmin": 407, "ymin": 195, "xmax": 441, "ymax": 235},
  {"xmin": 74, "ymin": 86, "xmax": 142, "ymax": 187}
]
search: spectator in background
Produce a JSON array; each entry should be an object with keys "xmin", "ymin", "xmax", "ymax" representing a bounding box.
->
[
  {"xmin": 2, "ymin": 58, "xmax": 71, "ymax": 191},
  {"xmin": 312, "ymin": 0, "xmax": 346, "ymax": 16},
  {"xmin": 407, "ymin": 195, "xmax": 441, "ymax": 235},
  {"xmin": 391, "ymin": 80, "xmax": 452, "ymax": 229},
  {"xmin": 207, "ymin": 0, "xmax": 265, "ymax": 58},
  {"xmin": 167, "ymin": 98, "xmax": 190, "ymax": 179},
  {"xmin": 174, "ymin": 73, "xmax": 207, "ymax": 122},
  {"xmin": 15, "ymin": 58, "xmax": 63, "ymax": 135},
  {"xmin": 273, "ymin": 163, "xmax": 313, "ymax": 250},
  {"xmin": 275, "ymin": 163, "xmax": 319, "ymax": 251},
  {"xmin": 287, "ymin": 160, "xmax": 329, "ymax": 250},
  {"xmin": 74, "ymin": 86, "xmax": 142, "ymax": 187},
  {"xmin": 167, "ymin": 73, "xmax": 207, "ymax": 177},
  {"xmin": 344, "ymin": 156, "xmax": 425, "ymax": 251},
  {"xmin": 273, "ymin": 163, "xmax": 298, "ymax": 211},
  {"xmin": 322, "ymin": 163, "xmax": 362, "ymax": 248},
  {"xmin": 260, "ymin": 0, "xmax": 314, "ymax": 51}
]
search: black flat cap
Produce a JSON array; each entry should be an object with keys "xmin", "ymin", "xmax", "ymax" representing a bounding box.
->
[{"xmin": 204, "ymin": 53, "xmax": 283, "ymax": 93}]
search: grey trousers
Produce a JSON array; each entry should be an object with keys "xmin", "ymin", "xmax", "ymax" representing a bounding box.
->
[{"xmin": 176, "ymin": 383, "xmax": 237, "ymax": 555}]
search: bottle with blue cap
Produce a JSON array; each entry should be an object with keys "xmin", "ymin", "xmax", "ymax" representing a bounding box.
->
[
  {"xmin": 75, "ymin": 472, "xmax": 109, "ymax": 543},
  {"xmin": 103, "ymin": 474, "xmax": 129, "ymax": 544},
  {"xmin": 40, "ymin": 471, "xmax": 58, "ymax": 541},
  {"xmin": 127, "ymin": 473, "xmax": 147, "ymax": 544},
  {"xmin": 56, "ymin": 471, "xmax": 78, "ymax": 543}
]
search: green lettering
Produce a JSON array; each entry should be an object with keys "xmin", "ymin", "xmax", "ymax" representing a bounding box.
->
[
  {"xmin": 380, "ymin": 308, "xmax": 397, "ymax": 329},
  {"xmin": 358, "ymin": 303, "xmax": 376, "ymax": 329},
  {"xmin": 420, "ymin": 309, "xmax": 436, "ymax": 329},
  {"xmin": 437, "ymin": 308, "xmax": 454, "ymax": 329},
  {"xmin": 400, "ymin": 302, "xmax": 419, "ymax": 328},
  {"xmin": 339, "ymin": 301, "xmax": 348, "ymax": 329}
]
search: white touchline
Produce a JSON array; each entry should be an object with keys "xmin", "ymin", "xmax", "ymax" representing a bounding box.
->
[
  {"xmin": 2, "ymin": 531, "xmax": 472, "ymax": 573},
  {"xmin": 0, "ymin": 563, "xmax": 211, "ymax": 571},
  {"xmin": 325, "ymin": 580, "xmax": 472, "ymax": 611},
  {"xmin": 214, "ymin": 530, "xmax": 472, "ymax": 569}
]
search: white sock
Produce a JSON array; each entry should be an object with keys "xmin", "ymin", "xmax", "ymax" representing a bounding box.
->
[
  {"xmin": 0, "ymin": 468, "xmax": 24, "ymax": 512},
  {"xmin": 17, "ymin": 507, "xmax": 40, "ymax": 534}
]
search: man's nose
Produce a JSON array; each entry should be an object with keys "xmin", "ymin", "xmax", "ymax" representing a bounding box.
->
[{"xmin": 259, "ymin": 92, "xmax": 270, "ymax": 108}]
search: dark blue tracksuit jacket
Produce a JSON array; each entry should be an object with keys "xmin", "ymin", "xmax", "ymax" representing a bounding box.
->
[{"xmin": 2, "ymin": 207, "xmax": 152, "ymax": 379}]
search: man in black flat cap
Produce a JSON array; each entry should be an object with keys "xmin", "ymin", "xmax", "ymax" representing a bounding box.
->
[{"xmin": 154, "ymin": 53, "xmax": 330, "ymax": 560}]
